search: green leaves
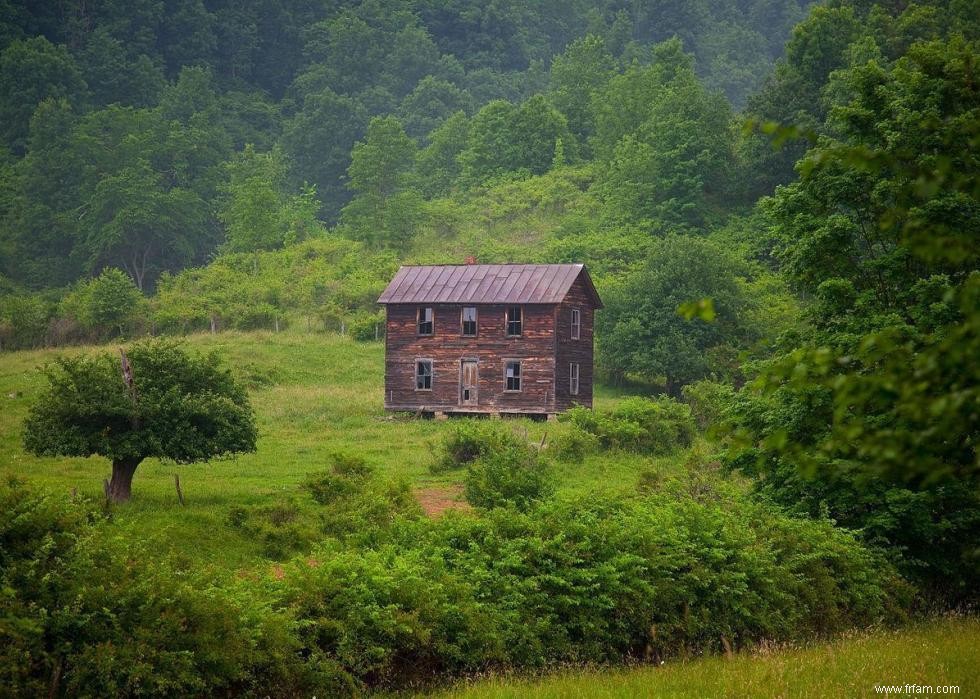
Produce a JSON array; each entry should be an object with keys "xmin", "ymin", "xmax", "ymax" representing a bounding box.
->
[
  {"xmin": 598, "ymin": 234, "xmax": 760, "ymax": 391},
  {"xmin": 23, "ymin": 340, "xmax": 257, "ymax": 470}
]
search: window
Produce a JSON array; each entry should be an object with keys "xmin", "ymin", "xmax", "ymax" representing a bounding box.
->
[
  {"xmin": 571, "ymin": 308, "xmax": 581, "ymax": 340},
  {"xmin": 461, "ymin": 307, "xmax": 477, "ymax": 336},
  {"xmin": 506, "ymin": 306, "xmax": 522, "ymax": 336},
  {"xmin": 416, "ymin": 360, "xmax": 432, "ymax": 390},
  {"xmin": 569, "ymin": 362, "xmax": 580, "ymax": 395},
  {"xmin": 505, "ymin": 360, "xmax": 521, "ymax": 391},
  {"xmin": 417, "ymin": 307, "xmax": 433, "ymax": 335}
]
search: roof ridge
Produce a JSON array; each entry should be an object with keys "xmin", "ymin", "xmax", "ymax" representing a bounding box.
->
[
  {"xmin": 396, "ymin": 263, "xmax": 582, "ymax": 268},
  {"xmin": 377, "ymin": 263, "xmax": 600, "ymax": 307}
]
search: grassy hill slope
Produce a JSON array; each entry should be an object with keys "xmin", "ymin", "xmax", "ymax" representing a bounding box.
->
[{"xmin": 0, "ymin": 328, "xmax": 658, "ymax": 569}]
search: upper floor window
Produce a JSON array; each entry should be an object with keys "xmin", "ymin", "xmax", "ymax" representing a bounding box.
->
[
  {"xmin": 417, "ymin": 307, "xmax": 433, "ymax": 335},
  {"xmin": 416, "ymin": 359, "xmax": 432, "ymax": 390},
  {"xmin": 461, "ymin": 307, "xmax": 477, "ymax": 336},
  {"xmin": 505, "ymin": 360, "xmax": 521, "ymax": 391},
  {"xmin": 571, "ymin": 308, "xmax": 581, "ymax": 340},
  {"xmin": 569, "ymin": 362, "xmax": 580, "ymax": 395},
  {"xmin": 506, "ymin": 306, "xmax": 522, "ymax": 336}
]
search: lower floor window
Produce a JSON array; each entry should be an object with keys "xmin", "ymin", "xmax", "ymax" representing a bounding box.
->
[
  {"xmin": 416, "ymin": 360, "xmax": 432, "ymax": 390},
  {"xmin": 505, "ymin": 360, "xmax": 521, "ymax": 391},
  {"xmin": 570, "ymin": 362, "xmax": 580, "ymax": 395}
]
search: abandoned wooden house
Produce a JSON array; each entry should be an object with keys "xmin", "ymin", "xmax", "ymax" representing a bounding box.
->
[{"xmin": 377, "ymin": 263, "xmax": 602, "ymax": 418}]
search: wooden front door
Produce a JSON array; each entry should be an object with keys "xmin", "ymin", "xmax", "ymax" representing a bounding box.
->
[{"xmin": 460, "ymin": 360, "xmax": 478, "ymax": 406}]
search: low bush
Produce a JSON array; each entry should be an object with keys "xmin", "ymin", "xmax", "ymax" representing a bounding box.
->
[
  {"xmin": 562, "ymin": 396, "xmax": 696, "ymax": 455},
  {"xmin": 464, "ymin": 443, "xmax": 555, "ymax": 511},
  {"xmin": 301, "ymin": 453, "xmax": 421, "ymax": 546},
  {"xmin": 2, "ymin": 477, "xmax": 909, "ymax": 696},
  {"xmin": 431, "ymin": 420, "xmax": 527, "ymax": 473},
  {"xmin": 0, "ymin": 478, "xmax": 306, "ymax": 697},
  {"xmin": 0, "ymin": 293, "xmax": 53, "ymax": 350},
  {"xmin": 57, "ymin": 268, "xmax": 149, "ymax": 343},
  {"xmin": 548, "ymin": 424, "xmax": 600, "ymax": 463},
  {"xmin": 347, "ymin": 310, "xmax": 385, "ymax": 342},
  {"xmin": 302, "ymin": 453, "xmax": 375, "ymax": 505},
  {"xmin": 228, "ymin": 496, "xmax": 320, "ymax": 558},
  {"xmin": 219, "ymin": 445, "xmax": 914, "ymax": 691},
  {"xmin": 682, "ymin": 379, "xmax": 737, "ymax": 430}
]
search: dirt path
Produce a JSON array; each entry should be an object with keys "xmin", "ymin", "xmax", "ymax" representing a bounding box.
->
[{"xmin": 414, "ymin": 484, "xmax": 472, "ymax": 517}]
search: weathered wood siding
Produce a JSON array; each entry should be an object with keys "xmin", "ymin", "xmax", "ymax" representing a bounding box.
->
[
  {"xmin": 554, "ymin": 275, "xmax": 595, "ymax": 409},
  {"xmin": 384, "ymin": 303, "xmax": 557, "ymax": 413}
]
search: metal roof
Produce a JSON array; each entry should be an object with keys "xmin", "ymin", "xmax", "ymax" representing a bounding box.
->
[{"xmin": 377, "ymin": 264, "xmax": 603, "ymax": 307}]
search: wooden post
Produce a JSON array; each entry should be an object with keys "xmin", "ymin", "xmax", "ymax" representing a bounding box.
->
[
  {"xmin": 721, "ymin": 635, "xmax": 734, "ymax": 659},
  {"xmin": 174, "ymin": 473, "xmax": 185, "ymax": 506}
]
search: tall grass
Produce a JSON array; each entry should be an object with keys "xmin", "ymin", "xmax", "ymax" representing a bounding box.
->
[
  {"xmin": 0, "ymin": 328, "xmax": 655, "ymax": 569},
  {"xmin": 432, "ymin": 618, "xmax": 980, "ymax": 698}
]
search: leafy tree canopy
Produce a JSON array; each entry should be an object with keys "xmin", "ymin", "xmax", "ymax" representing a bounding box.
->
[{"xmin": 23, "ymin": 341, "xmax": 257, "ymax": 501}]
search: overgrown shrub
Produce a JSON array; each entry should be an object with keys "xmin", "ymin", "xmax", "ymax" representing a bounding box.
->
[
  {"xmin": 0, "ymin": 478, "xmax": 306, "ymax": 697},
  {"xmin": 347, "ymin": 310, "xmax": 385, "ymax": 341},
  {"xmin": 562, "ymin": 396, "xmax": 696, "ymax": 455},
  {"xmin": 464, "ymin": 443, "xmax": 554, "ymax": 511},
  {"xmin": 548, "ymin": 424, "xmax": 599, "ymax": 462},
  {"xmin": 303, "ymin": 452, "xmax": 420, "ymax": 544},
  {"xmin": 376, "ymin": 487, "xmax": 905, "ymax": 674},
  {"xmin": 58, "ymin": 268, "xmax": 148, "ymax": 342},
  {"xmin": 302, "ymin": 452, "xmax": 375, "ymax": 504},
  {"xmin": 682, "ymin": 379, "xmax": 737, "ymax": 430},
  {"xmin": 273, "ymin": 547, "xmax": 505, "ymax": 692},
  {"xmin": 2, "ymin": 476, "xmax": 909, "ymax": 696},
  {"xmin": 431, "ymin": 419, "xmax": 527, "ymax": 473},
  {"xmin": 228, "ymin": 496, "xmax": 319, "ymax": 558},
  {"xmin": 0, "ymin": 293, "xmax": 53, "ymax": 350}
]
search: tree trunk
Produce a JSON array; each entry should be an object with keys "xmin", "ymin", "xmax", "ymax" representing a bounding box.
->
[{"xmin": 108, "ymin": 458, "xmax": 141, "ymax": 502}]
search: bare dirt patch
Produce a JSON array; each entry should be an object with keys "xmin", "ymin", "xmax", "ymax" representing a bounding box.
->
[{"xmin": 415, "ymin": 485, "xmax": 473, "ymax": 518}]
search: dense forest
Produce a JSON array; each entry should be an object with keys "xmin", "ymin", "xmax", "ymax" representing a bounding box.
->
[
  {"xmin": 1, "ymin": 0, "xmax": 979, "ymax": 694},
  {"xmin": 0, "ymin": 0, "xmax": 816, "ymax": 295}
]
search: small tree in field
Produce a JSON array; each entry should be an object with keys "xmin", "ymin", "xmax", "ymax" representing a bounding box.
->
[{"xmin": 23, "ymin": 341, "xmax": 257, "ymax": 502}]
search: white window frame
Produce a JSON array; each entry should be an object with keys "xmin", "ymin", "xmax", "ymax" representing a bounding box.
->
[
  {"xmin": 415, "ymin": 358, "xmax": 433, "ymax": 391},
  {"xmin": 571, "ymin": 308, "xmax": 581, "ymax": 340},
  {"xmin": 417, "ymin": 307, "xmax": 434, "ymax": 336},
  {"xmin": 569, "ymin": 362, "xmax": 580, "ymax": 395},
  {"xmin": 461, "ymin": 306, "xmax": 478, "ymax": 337},
  {"xmin": 505, "ymin": 306, "xmax": 522, "ymax": 337},
  {"xmin": 504, "ymin": 359, "xmax": 522, "ymax": 392}
]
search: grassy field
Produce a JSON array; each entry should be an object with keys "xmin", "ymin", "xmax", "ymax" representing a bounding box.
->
[
  {"xmin": 431, "ymin": 618, "xmax": 980, "ymax": 698},
  {"xmin": 0, "ymin": 329, "xmax": 658, "ymax": 569},
  {"xmin": 2, "ymin": 329, "xmax": 978, "ymax": 696}
]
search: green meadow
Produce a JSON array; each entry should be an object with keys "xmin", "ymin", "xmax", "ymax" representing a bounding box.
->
[
  {"xmin": 431, "ymin": 618, "xmax": 980, "ymax": 699},
  {"xmin": 0, "ymin": 329, "xmax": 655, "ymax": 569},
  {"xmin": 2, "ymin": 329, "xmax": 977, "ymax": 696}
]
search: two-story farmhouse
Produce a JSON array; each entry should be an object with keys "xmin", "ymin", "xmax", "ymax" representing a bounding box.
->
[{"xmin": 378, "ymin": 263, "xmax": 602, "ymax": 418}]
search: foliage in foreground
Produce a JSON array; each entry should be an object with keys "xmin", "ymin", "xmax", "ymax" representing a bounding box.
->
[
  {"xmin": 725, "ymin": 35, "xmax": 980, "ymax": 604},
  {"xmin": 0, "ymin": 471, "xmax": 909, "ymax": 696}
]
